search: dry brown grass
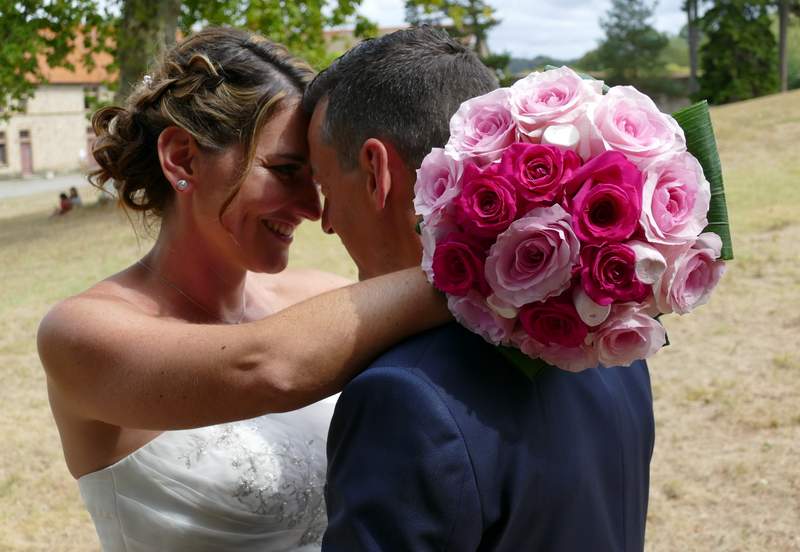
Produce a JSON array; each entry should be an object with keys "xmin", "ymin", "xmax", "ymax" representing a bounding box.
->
[
  {"xmin": 1, "ymin": 91, "xmax": 798, "ymax": 551},
  {"xmin": 646, "ymin": 91, "xmax": 800, "ymax": 551}
]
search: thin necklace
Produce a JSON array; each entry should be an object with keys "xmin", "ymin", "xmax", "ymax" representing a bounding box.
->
[{"xmin": 137, "ymin": 259, "xmax": 246, "ymax": 324}]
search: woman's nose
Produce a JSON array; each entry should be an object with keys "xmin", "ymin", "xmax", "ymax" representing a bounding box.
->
[{"xmin": 295, "ymin": 178, "xmax": 322, "ymax": 222}]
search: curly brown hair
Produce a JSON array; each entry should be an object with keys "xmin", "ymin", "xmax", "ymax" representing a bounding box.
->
[{"xmin": 90, "ymin": 27, "xmax": 315, "ymax": 220}]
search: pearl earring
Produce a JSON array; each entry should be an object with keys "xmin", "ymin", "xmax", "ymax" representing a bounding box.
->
[{"xmin": 176, "ymin": 179, "xmax": 189, "ymax": 191}]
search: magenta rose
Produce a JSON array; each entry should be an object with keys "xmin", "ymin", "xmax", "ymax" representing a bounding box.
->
[
  {"xmin": 445, "ymin": 88, "xmax": 517, "ymax": 165},
  {"xmin": 640, "ymin": 152, "xmax": 711, "ymax": 247},
  {"xmin": 580, "ymin": 243, "xmax": 650, "ymax": 306},
  {"xmin": 414, "ymin": 148, "xmax": 463, "ymax": 218},
  {"xmin": 654, "ymin": 232, "xmax": 726, "ymax": 315},
  {"xmin": 431, "ymin": 232, "xmax": 489, "ymax": 297},
  {"xmin": 592, "ymin": 86, "xmax": 686, "ymax": 168},
  {"xmin": 594, "ymin": 305, "xmax": 667, "ymax": 367},
  {"xmin": 454, "ymin": 163, "xmax": 518, "ymax": 239},
  {"xmin": 498, "ymin": 143, "xmax": 582, "ymax": 206},
  {"xmin": 485, "ymin": 204, "xmax": 580, "ymax": 308},
  {"xmin": 448, "ymin": 291, "xmax": 515, "ymax": 345},
  {"xmin": 518, "ymin": 293, "xmax": 590, "ymax": 349},
  {"xmin": 566, "ymin": 151, "xmax": 644, "ymax": 244}
]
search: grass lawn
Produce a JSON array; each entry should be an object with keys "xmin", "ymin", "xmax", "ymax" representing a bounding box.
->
[{"xmin": 1, "ymin": 90, "xmax": 798, "ymax": 551}]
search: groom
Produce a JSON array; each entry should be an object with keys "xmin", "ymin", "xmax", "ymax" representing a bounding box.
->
[{"xmin": 304, "ymin": 27, "xmax": 654, "ymax": 551}]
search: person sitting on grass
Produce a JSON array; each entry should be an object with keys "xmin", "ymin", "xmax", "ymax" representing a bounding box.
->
[
  {"xmin": 68, "ymin": 186, "xmax": 83, "ymax": 207},
  {"xmin": 50, "ymin": 192, "xmax": 73, "ymax": 217}
]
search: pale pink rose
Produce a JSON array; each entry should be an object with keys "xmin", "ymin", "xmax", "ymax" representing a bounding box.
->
[
  {"xmin": 448, "ymin": 291, "xmax": 515, "ymax": 345},
  {"xmin": 420, "ymin": 214, "xmax": 459, "ymax": 283},
  {"xmin": 594, "ymin": 305, "xmax": 667, "ymax": 367},
  {"xmin": 640, "ymin": 152, "xmax": 710, "ymax": 247},
  {"xmin": 654, "ymin": 232, "xmax": 726, "ymax": 315},
  {"xmin": 445, "ymin": 88, "xmax": 517, "ymax": 165},
  {"xmin": 592, "ymin": 86, "xmax": 686, "ymax": 167},
  {"xmin": 414, "ymin": 148, "xmax": 464, "ymax": 217},
  {"xmin": 485, "ymin": 204, "xmax": 580, "ymax": 308},
  {"xmin": 515, "ymin": 330, "xmax": 599, "ymax": 373},
  {"xmin": 509, "ymin": 66, "xmax": 603, "ymax": 140}
]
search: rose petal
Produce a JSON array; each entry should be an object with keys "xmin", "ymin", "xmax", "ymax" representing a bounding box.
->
[
  {"xmin": 573, "ymin": 286, "xmax": 611, "ymax": 327},
  {"xmin": 627, "ymin": 240, "xmax": 667, "ymax": 285}
]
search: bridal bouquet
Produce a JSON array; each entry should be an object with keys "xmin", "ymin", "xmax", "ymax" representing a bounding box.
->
[{"xmin": 416, "ymin": 66, "xmax": 733, "ymax": 375}]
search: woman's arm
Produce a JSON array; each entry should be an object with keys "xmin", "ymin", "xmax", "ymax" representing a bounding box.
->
[{"xmin": 38, "ymin": 267, "xmax": 447, "ymax": 430}]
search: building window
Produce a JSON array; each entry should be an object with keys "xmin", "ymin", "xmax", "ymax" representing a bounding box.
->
[
  {"xmin": 84, "ymin": 86, "xmax": 99, "ymax": 110},
  {"xmin": 20, "ymin": 130, "xmax": 30, "ymax": 140},
  {"xmin": 0, "ymin": 132, "xmax": 6, "ymax": 165}
]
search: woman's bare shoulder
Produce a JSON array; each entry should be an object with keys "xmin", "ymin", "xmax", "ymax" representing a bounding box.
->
[{"xmin": 37, "ymin": 273, "xmax": 158, "ymax": 370}]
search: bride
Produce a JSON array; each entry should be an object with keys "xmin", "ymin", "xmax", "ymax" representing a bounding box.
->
[{"xmin": 37, "ymin": 27, "xmax": 447, "ymax": 551}]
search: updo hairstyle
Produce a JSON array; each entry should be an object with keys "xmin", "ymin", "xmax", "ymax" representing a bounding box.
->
[{"xmin": 90, "ymin": 27, "xmax": 315, "ymax": 219}]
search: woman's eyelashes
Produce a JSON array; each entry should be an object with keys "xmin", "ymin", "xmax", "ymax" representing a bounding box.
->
[{"xmin": 269, "ymin": 163, "xmax": 301, "ymax": 177}]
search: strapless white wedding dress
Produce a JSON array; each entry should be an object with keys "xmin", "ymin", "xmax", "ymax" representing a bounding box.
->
[{"xmin": 78, "ymin": 396, "xmax": 338, "ymax": 551}]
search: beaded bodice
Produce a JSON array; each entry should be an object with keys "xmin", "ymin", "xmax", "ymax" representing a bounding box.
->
[{"xmin": 78, "ymin": 396, "xmax": 337, "ymax": 551}]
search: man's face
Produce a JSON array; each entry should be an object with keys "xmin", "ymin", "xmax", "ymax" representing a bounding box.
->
[
  {"xmin": 308, "ymin": 99, "xmax": 422, "ymax": 280},
  {"xmin": 308, "ymin": 100, "xmax": 380, "ymax": 280}
]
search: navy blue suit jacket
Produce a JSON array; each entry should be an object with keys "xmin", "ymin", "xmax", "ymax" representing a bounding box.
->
[{"xmin": 322, "ymin": 323, "xmax": 654, "ymax": 551}]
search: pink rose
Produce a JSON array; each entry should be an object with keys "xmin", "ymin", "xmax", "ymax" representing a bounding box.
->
[
  {"xmin": 517, "ymin": 331, "xmax": 599, "ymax": 373},
  {"xmin": 454, "ymin": 163, "xmax": 518, "ymax": 239},
  {"xmin": 640, "ymin": 152, "xmax": 710, "ymax": 247},
  {"xmin": 449, "ymin": 292, "xmax": 515, "ymax": 345},
  {"xmin": 595, "ymin": 305, "xmax": 667, "ymax": 367},
  {"xmin": 654, "ymin": 232, "xmax": 726, "ymax": 315},
  {"xmin": 518, "ymin": 293, "xmax": 590, "ymax": 349},
  {"xmin": 509, "ymin": 66, "xmax": 603, "ymax": 140},
  {"xmin": 446, "ymin": 88, "xmax": 517, "ymax": 165},
  {"xmin": 485, "ymin": 204, "xmax": 580, "ymax": 308},
  {"xmin": 498, "ymin": 143, "xmax": 582, "ymax": 206},
  {"xmin": 566, "ymin": 151, "xmax": 644, "ymax": 243},
  {"xmin": 414, "ymin": 148, "xmax": 463, "ymax": 218},
  {"xmin": 580, "ymin": 243, "xmax": 650, "ymax": 306},
  {"xmin": 431, "ymin": 232, "xmax": 490, "ymax": 297},
  {"xmin": 592, "ymin": 86, "xmax": 686, "ymax": 167}
]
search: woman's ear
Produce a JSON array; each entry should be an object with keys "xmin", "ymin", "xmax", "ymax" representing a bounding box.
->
[
  {"xmin": 157, "ymin": 127, "xmax": 198, "ymax": 193},
  {"xmin": 358, "ymin": 138, "xmax": 391, "ymax": 210}
]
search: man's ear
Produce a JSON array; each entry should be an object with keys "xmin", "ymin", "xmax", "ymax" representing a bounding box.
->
[
  {"xmin": 358, "ymin": 138, "xmax": 391, "ymax": 210},
  {"xmin": 157, "ymin": 127, "xmax": 198, "ymax": 191}
]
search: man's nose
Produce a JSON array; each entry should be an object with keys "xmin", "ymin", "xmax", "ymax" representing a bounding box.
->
[{"xmin": 321, "ymin": 199, "xmax": 335, "ymax": 234}]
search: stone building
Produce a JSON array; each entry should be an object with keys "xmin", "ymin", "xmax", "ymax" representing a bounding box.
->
[{"xmin": 0, "ymin": 46, "xmax": 112, "ymax": 179}]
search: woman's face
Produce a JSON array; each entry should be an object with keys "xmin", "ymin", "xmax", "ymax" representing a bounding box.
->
[{"xmin": 193, "ymin": 102, "xmax": 322, "ymax": 274}]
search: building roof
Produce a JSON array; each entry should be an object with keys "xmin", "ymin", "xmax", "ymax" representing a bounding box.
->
[{"xmin": 36, "ymin": 31, "xmax": 115, "ymax": 85}]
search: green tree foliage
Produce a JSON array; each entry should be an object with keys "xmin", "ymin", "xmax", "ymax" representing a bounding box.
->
[
  {"xmin": 0, "ymin": 0, "xmax": 374, "ymax": 108},
  {"xmin": 181, "ymin": 0, "xmax": 373, "ymax": 70},
  {"xmin": 596, "ymin": 0, "xmax": 669, "ymax": 86},
  {"xmin": 696, "ymin": 0, "xmax": 779, "ymax": 104},
  {"xmin": 0, "ymin": 0, "xmax": 109, "ymax": 115}
]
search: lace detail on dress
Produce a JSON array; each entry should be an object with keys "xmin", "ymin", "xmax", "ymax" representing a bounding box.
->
[{"xmin": 175, "ymin": 419, "xmax": 328, "ymax": 545}]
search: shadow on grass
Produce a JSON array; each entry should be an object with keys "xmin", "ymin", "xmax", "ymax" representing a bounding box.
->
[{"xmin": 0, "ymin": 203, "xmax": 133, "ymax": 248}]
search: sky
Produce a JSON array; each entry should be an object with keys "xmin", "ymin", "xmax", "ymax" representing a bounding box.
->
[{"xmin": 356, "ymin": 0, "xmax": 686, "ymax": 60}]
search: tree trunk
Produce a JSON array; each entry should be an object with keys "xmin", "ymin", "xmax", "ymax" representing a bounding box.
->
[
  {"xmin": 114, "ymin": 0, "xmax": 182, "ymax": 103},
  {"xmin": 686, "ymin": 0, "xmax": 700, "ymax": 95},
  {"xmin": 779, "ymin": 0, "xmax": 789, "ymax": 92}
]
